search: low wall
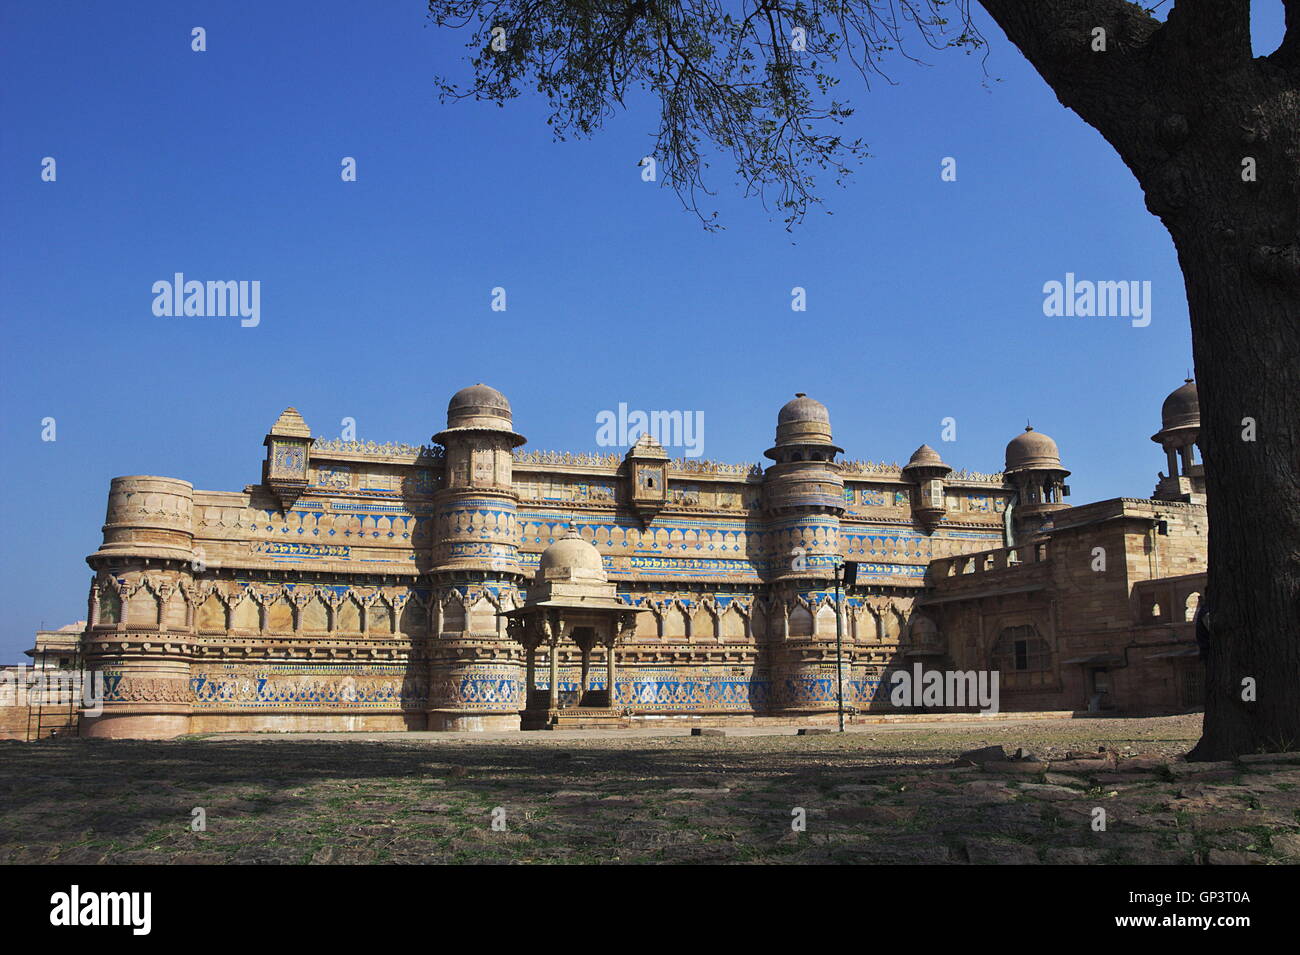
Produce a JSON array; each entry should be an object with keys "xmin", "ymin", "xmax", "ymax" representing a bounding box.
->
[{"xmin": 0, "ymin": 670, "xmax": 83, "ymax": 740}]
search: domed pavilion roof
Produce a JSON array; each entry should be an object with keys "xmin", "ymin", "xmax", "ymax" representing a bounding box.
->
[{"xmin": 1005, "ymin": 426, "xmax": 1064, "ymax": 473}]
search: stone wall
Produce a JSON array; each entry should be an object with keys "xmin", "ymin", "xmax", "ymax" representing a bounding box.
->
[
  {"xmin": 0, "ymin": 670, "xmax": 80, "ymax": 740},
  {"xmin": 920, "ymin": 497, "xmax": 1207, "ymax": 715}
]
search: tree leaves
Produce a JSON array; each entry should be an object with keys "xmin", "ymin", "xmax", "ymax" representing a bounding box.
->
[{"xmin": 427, "ymin": 0, "xmax": 984, "ymax": 228}]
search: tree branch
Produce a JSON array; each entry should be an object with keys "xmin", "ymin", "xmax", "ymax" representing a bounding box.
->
[
  {"xmin": 1276, "ymin": 0, "xmax": 1300, "ymax": 66},
  {"xmin": 978, "ymin": 0, "xmax": 1161, "ymax": 152},
  {"xmin": 1158, "ymin": 0, "xmax": 1252, "ymax": 71}
]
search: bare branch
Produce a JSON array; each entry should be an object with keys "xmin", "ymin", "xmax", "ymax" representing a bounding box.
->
[{"xmin": 427, "ymin": 0, "xmax": 985, "ymax": 228}]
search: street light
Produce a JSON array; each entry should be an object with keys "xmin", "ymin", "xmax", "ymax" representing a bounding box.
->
[{"xmin": 834, "ymin": 559, "xmax": 859, "ymax": 732}]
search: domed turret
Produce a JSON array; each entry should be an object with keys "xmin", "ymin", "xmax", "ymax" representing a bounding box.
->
[
  {"xmin": 1159, "ymin": 379, "xmax": 1200, "ymax": 433},
  {"xmin": 903, "ymin": 444, "xmax": 950, "ymax": 475},
  {"xmin": 520, "ymin": 529, "xmax": 619, "ymax": 608},
  {"xmin": 430, "ymin": 384, "xmax": 526, "ymax": 577},
  {"xmin": 1151, "ymin": 378, "xmax": 1205, "ymax": 504},
  {"xmin": 436, "ymin": 383, "xmax": 525, "ymax": 446},
  {"xmin": 536, "ymin": 530, "xmax": 607, "ymax": 584},
  {"xmin": 1003, "ymin": 424, "xmax": 1070, "ymax": 540},
  {"xmin": 1154, "ymin": 379, "xmax": 1201, "ymax": 441},
  {"xmin": 263, "ymin": 407, "xmax": 313, "ymax": 511},
  {"xmin": 765, "ymin": 393, "xmax": 843, "ymax": 461},
  {"xmin": 903, "ymin": 445, "xmax": 953, "ymax": 530},
  {"xmin": 1005, "ymin": 426, "xmax": 1063, "ymax": 474}
]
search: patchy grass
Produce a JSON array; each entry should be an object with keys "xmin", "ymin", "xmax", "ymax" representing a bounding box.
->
[{"xmin": 0, "ymin": 714, "xmax": 1297, "ymax": 864}]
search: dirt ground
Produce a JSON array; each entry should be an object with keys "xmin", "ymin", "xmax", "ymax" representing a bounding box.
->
[{"xmin": 2, "ymin": 713, "xmax": 1297, "ymax": 864}]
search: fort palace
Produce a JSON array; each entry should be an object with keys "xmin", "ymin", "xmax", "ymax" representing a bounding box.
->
[{"xmin": 45, "ymin": 382, "xmax": 1206, "ymax": 738}]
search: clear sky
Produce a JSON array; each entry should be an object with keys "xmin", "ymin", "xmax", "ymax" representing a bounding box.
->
[{"xmin": 0, "ymin": 1, "xmax": 1286, "ymax": 660}]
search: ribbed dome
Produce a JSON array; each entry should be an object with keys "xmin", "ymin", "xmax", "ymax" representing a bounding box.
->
[
  {"xmin": 536, "ymin": 531, "xmax": 606, "ymax": 582},
  {"xmin": 778, "ymin": 393, "xmax": 830, "ymax": 426},
  {"xmin": 434, "ymin": 383, "xmax": 526, "ymax": 448},
  {"xmin": 904, "ymin": 444, "xmax": 947, "ymax": 469},
  {"xmin": 1160, "ymin": 379, "xmax": 1200, "ymax": 431},
  {"xmin": 770, "ymin": 393, "xmax": 840, "ymax": 454},
  {"xmin": 1005, "ymin": 426, "xmax": 1062, "ymax": 472},
  {"xmin": 447, "ymin": 383, "xmax": 512, "ymax": 426}
]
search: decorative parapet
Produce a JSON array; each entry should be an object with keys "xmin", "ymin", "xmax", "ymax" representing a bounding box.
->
[
  {"xmin": 305, "ymin": 440, "xmax": 1001, "ymax": 483},
  {"xmin": 840, "ymin": 460, "xmax": 1003, "ymax": 483},
  {"xmin": 949, "ymin": 469, "xmax": 1005, "ymax": 484},
  {"xmin": 513, "ymin": 449, "xmax": 761, "ymax": 476},
  {"xmin": 312, "ymin": 438, "xmax": 444, "ymax": 460},
  {"xmin": 839, "ymin": 460, "xmax": 903, "ymax": 476},
  {"xmin": 668, "ymin": 458, "xmax": 762, "ymax": 477},
  {"xmin": 513, "ymin": 449, "xmax": 622, "ymax": 468}
]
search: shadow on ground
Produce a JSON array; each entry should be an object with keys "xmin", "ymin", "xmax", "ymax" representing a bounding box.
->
[{"xmin": 2, "ymin": 714, "xmax": 1293, "ymax": 865}]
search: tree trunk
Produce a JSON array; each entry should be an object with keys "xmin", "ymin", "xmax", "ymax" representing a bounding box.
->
[
  {"xmin": 1175, "ymin": 231, "xmax": 1300, "ymax": 759},
  {"xmin": 981, "ymin": 0, "xmax": 1300, "ymax": 757}
]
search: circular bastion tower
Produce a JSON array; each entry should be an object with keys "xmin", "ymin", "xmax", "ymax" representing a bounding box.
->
[
  {"xmin": 81, "ymin": 476, "xmax": 198, "ymax": 738},
  {"xmin": 426, "ymin": 384, "xmax": 528, "ymax": 730},
  {"xmin": 761, "ymin": 394, "xmax": 849, "ymax": 717}
]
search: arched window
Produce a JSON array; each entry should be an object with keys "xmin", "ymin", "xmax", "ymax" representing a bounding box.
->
[
  {"xmin": 335, "ymin": 597, "xmax": 361, "ymax": 633},
  {"xmin": 719, "ymin": 607, "xmax": 746, "ymax": 640},
  {"xmin": 788, "ymin": 606, "xmax": 814, "ymax": 637},
  {"xmin": 197, "ymin": 593, "xmax": 226, "ymax": 631},
  {"xmin": 97, "ymin": 589, "xmax": 122, "ymax": 625},
  {"xmin": 266, "ymin": 596, "xmax": 294, "ymax": 632},
  {"xmin": 991, "ymin": 625, "xmax": 1051, "ymax": 673},
  {"xmin": 301, "ymin": 596, "xmax": 329, "ymax": 633},
  {"xmin": 369, "ymin": 599, "xmax": 393, "ymax": 634},
  {"xmin": 660, "ymin": 605, "xmax": 687, "ymax": 639},
  {"xmin": 399, "ymin": 600, "xmax": 427, "ymax": 636}
]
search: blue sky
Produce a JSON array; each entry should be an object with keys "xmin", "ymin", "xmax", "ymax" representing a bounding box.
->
[{"xmin": 0, "ymin": 1, "xmax": 1286, "ymax": 659}]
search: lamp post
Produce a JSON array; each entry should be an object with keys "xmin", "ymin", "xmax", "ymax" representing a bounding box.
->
[
  {"xmin": 834, "ymin": 561, "xmax": 844, "ymax": 733},
  {"xmin": 835, "ymin": 560, "xmax": 859, "ymax": 733}
]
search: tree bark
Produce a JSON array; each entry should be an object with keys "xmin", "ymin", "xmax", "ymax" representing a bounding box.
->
[
  {"xmin": 981, "ymin": 0, "xmax": 1300, "ymax": 757},
  {"xmin": 1176, "ymin": 231, "xmax": 1300, "ymax": 758}
]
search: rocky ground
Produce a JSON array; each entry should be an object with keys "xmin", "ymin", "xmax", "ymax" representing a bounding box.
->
[{"xmin": 1, "ymin": 714, "xmax": 1297, "ymax": 864}]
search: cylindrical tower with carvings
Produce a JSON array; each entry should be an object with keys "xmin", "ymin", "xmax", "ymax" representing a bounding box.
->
[
  {"xmin": 426, "ymin": 384, "xmax": 528, "ymax": 730},
  {"xmin": 82, "ymin": 475, "xmax": 197, "ymax": 738},
  {"xmin": 761, "ymin": 394, "xmax": 848, "ymax": 717}
]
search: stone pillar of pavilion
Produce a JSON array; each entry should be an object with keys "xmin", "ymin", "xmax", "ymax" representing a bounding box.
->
[{"xmin": 502, "ymin": 530, "xmax": 643, "ymax": 730}]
